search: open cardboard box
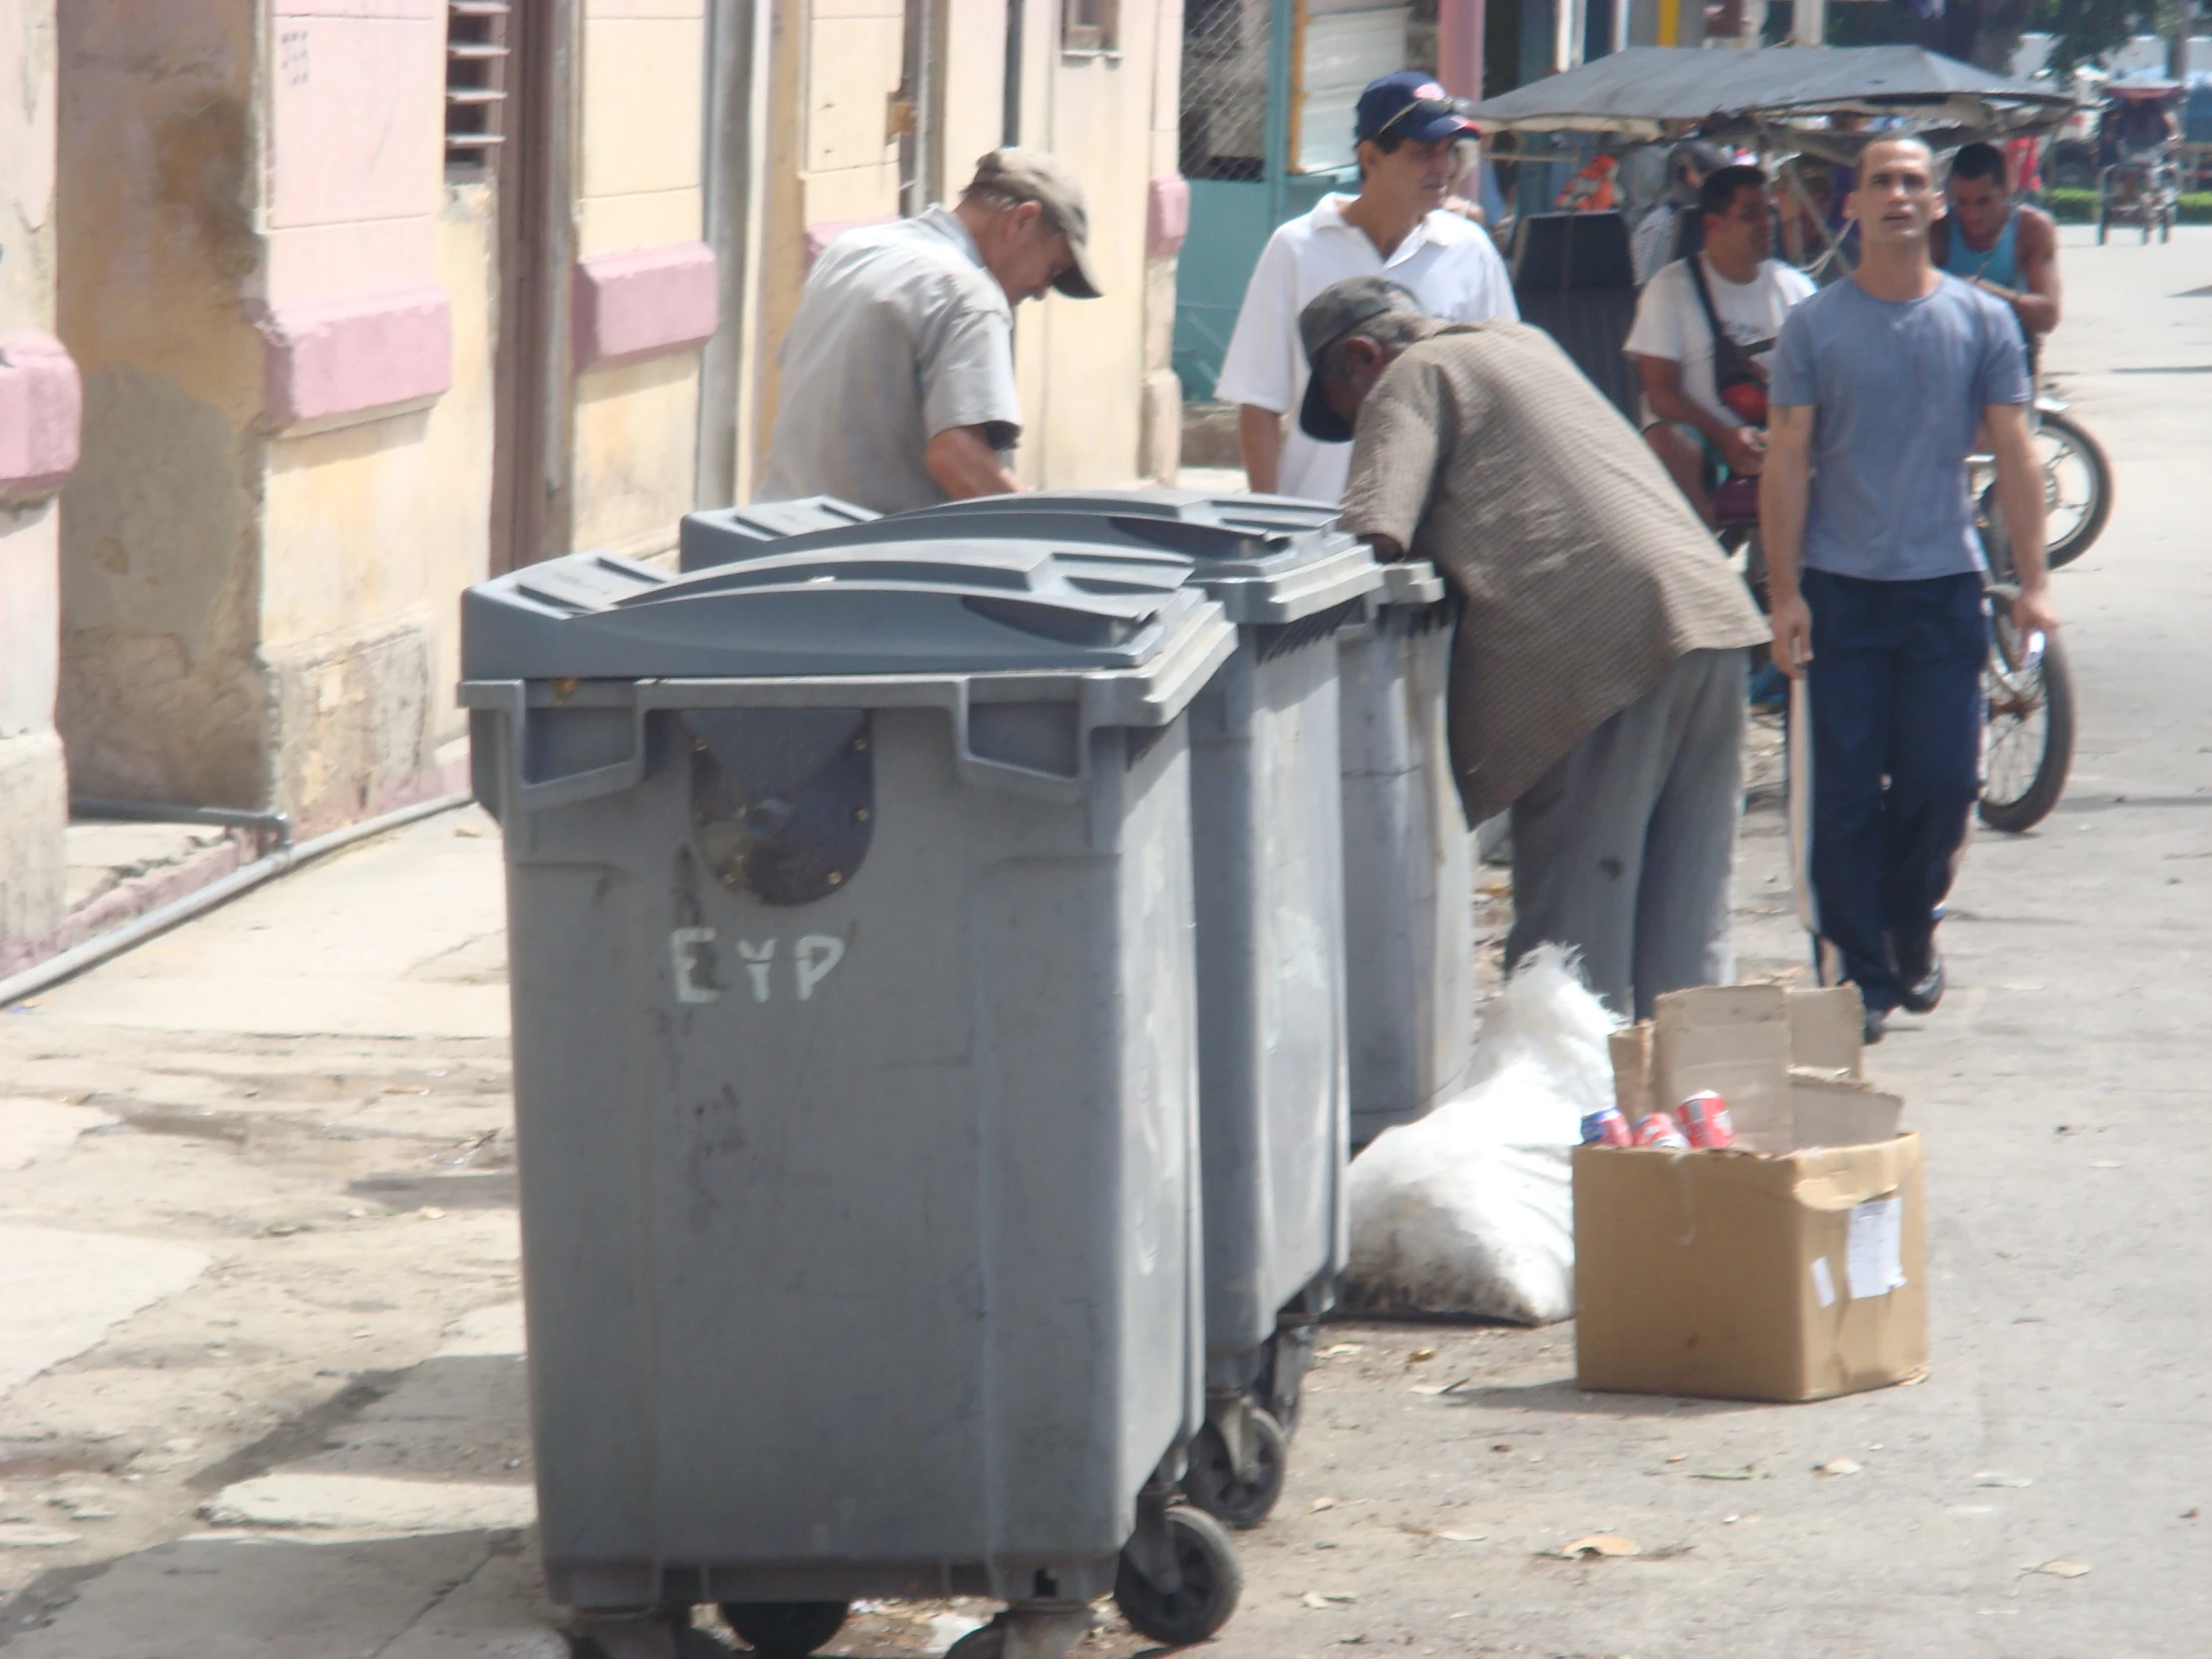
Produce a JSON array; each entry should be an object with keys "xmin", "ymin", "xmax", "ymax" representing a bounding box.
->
[{"xmin": 1573, "ymin": 985, "xmax": 1927, "ymax": 1402}]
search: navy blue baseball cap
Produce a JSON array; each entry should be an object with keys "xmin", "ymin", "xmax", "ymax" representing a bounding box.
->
[{"xmin": 1356, "ymin": 71, "xmax": 1478, "ymax": 147}]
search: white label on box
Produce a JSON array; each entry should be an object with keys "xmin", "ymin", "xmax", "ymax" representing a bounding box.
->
[
  {"xmin": 1846, "ymin": 1195, "xmax": 1907, "ymax": 1300},
  {"xmin": 1811, "ymin": 1256, "xmax": 1838, "ymax": 1308}
]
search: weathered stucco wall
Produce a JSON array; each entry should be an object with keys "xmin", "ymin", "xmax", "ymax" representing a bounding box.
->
[
  {"xmin": 1009, "ymin": 0, "xmax": 1178, "ymax": 489},
  {"xmin": 256, "ymin": 0, "xmax": 482, "ymax": 831},
  {"xmin": 59, "ymin": 0, "xmax": 485, "ymax": 834},
  {"xmin": 569, "ymin": 0, "xmax": 708, "ymax": 558},
  {"xmin": 0, "ymin": 0, "xmax": 69, "ymax": 947},
  {"xmin": 57, "ymin": 0, "xmax": 270, "ymax": 811},
  {"xmin": 260, "ymin": 184, "xmax": 494, "ymax": 828}
]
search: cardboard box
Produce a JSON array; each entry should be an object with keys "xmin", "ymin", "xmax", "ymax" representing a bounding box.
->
[{"xmin": 1573, "ymin": 986, "xmax": 1928, "ymax": 1402}]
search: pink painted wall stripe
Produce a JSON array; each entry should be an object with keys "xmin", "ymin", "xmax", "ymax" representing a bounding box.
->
[
  {"xmin": 572, "ymin": 242, "xmax": 721, "ymax": 372},
  {"xmin": 258, "ymin": 287, "xmax": 454, "ymax": 429},
  {"xmin": 0, "ymin": 333, "xmax": 83, "ymax": 501}
]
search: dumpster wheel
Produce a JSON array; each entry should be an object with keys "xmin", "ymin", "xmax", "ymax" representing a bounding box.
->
[
  {"xmin": 1184, "ymin": 1405, "xmax": 1288, "ymax": 1528},
  {"xmin": 718, "ymin": 1599, "xmax": 849, "ymax": 1657},
  {"xmin": 1113, "ymin": 1506, "xmax": 1243, "ymax": 1646}
]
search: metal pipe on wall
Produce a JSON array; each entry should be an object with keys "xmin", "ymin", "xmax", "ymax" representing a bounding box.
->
[
  {"xmin": 1435, "ymin": 0, "xmax": 1487, "ymax": 101},
  {"xmin": 1002, "ymin": 0, "xmax": 1024, "ymax": 146},
  {"xmin": 1264, "ymin": 0, "xmax": 1296, "ymax": 228},
  {"xmin": 697, "ymin": 0, "xmax": 759, "ymax": 508}
]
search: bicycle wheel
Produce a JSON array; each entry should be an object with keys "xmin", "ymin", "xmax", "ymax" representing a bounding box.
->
[
  {"xmin": 1978, "ymin": 593, "xmax": 2074, "ymax": 833},
  {"xmin": 2034, "ymin": 410, "xmax": 2112, "ymax": 569}
]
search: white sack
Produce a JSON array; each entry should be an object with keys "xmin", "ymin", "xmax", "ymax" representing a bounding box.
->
[{"xmin": 1343, "ymin": 945, "xmax": 1622, "ymax": 1326}]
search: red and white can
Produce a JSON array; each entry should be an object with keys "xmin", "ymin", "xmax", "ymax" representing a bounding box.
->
[
  {"xmin": 1677, "ymin": 1090, "xmax": 1736, "ymax": 1150},
  {"xmin": 1580, "ymin": 1107, "xmax": 1633, "ymax": 1147},
  {"xmin": 1632, "ymin": 1111, "xmax": 1690, "ymax": 1150}
]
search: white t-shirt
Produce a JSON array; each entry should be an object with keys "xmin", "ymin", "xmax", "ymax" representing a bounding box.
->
[
  {"xmin": 1623, "ymin": 255, "xmax": 1816, "ymax": 427},
  {"xmin": 1214, "ymin": 195, "xmax": 1517, "ymax": 503},
  {"xmin": 1630, "ymin": 204, "xmax": 1683, "ymax": 285}
]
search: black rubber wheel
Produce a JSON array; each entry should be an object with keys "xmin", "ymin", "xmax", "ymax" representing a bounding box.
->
[
  {"xmin": 1978, "ymin": 595, "xmax": 2074, "ymax": 833},
  {"xmin": 1114, "ymin": 1506, "xmax": 1243, "ymax": 1647},
  {"xmin": 1183, "ymin": 1407, "xmax": 1288, "ymax": 1529},
  {"xmin": 719, "ymin": 1600, "xmax": 849, "ymax": 1658},
  {"xmin": 2033, "ymin": 409, "xmax": 2113, "ymax": 570},
  {"xmin": 943, "ymin": 1623, "xmax": 1003, "ymax": 1659}
]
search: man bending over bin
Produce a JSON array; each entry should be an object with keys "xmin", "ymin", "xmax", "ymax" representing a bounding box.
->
[
  {"xmin": 759, "ymin": 148, "xmax": 1099, "ymax": 514},
  {"xmin": 1301, "ymin": 276, "xmax": 1769, "ymax": 1019}
]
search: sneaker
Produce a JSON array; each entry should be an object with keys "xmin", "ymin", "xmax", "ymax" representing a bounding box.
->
[
  {"xmin": 1862, "ymin": 1003, "xmax": 1889, "ymax": 1045},
  {"xmin": 1896, "ymin": 942, "xmax": 1944, "ymax": 1015}
]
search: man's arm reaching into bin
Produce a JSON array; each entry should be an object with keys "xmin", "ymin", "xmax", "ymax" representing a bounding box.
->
[{"xmin": 924, "ymin": 425, "xmax": 1021, "ymax": 500}]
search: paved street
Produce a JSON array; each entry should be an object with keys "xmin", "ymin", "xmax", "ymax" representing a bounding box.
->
[{"xmin": 2, "ymin": 228, "xmax": 2208, "ymax": 1658}]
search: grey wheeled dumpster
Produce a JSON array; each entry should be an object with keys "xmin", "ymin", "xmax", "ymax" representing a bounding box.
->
[
  {"xmin": 1337, "ymin": 562, "xmax": 1475, "ymax": 1146},
  {"xmin": 690, "ymin": 498, "xmax": 1475, "ymax": 1149},
  {"xmin": 459, "ymin": 535, "xmax": 1246, "ymax": 1659},
  {"xmin": 685, "ymin": 490, "xmax": 1382, "ymax": 1532}
]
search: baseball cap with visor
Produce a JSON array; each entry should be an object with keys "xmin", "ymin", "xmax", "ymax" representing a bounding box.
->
[
  {"xmin": 1355, "ymin": 71, "xmax": 1479, "ymax": 148},
  {"xmin": 966, "ymin": 148, "xmax": 1102, "ymax": 299}
]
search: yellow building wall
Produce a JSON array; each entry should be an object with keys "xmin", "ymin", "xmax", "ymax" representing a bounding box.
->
[
  {"xmin": 249, "ymin": 1, "xmax": 488, "ymax": 830},
  {"xmin": 570, "ymin": 0, "xmax": 709, "ymax": 559},
  {"xmin": 258, "ymin": 187, "xmax": 497, "ymax": 818},
  {"xmin": 1009, "ymin": 0, "xmax": 1177, "ymax": 489},
  {"xmin": 745, "ymin": 0, "xmax": 1176, "ymax": 498}
]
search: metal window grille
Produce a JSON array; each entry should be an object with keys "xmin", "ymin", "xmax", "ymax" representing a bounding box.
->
[
  {"xmin": 1181, "ymin": 0, "xmax": 1272, "ymax": 182},
  {"xmin": 446, "ymin": 0, "xmax": 510, "ymax": 175}
]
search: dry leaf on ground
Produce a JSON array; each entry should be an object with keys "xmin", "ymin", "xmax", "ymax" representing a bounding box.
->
[
  {"xmin": 2027, "ymin": 1560, "xmax": 2091, "ymax": 1578},
  {"xmin": 1556, "ymin": 1534, "xmax": 1639, "ymax": 1559}
]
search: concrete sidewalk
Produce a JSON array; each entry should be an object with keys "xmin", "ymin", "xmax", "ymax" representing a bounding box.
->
[{"xmin": 2, "ymin": 230, "xmax": 2208, "ymax": 1658}]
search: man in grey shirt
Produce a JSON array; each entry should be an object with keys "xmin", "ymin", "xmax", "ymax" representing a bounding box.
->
[
  {"xmin": 759, "ymin": 149, "xmax": 1100, "ymax": 514},
  {"xmin": 1763, "ymin": 135, "xmax": 2056, "ymax": 1042}
]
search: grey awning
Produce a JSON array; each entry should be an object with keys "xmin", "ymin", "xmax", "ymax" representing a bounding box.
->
[{"xmin": 1468, "ymin": 46, "xmax": 2075, "ymax": 145}]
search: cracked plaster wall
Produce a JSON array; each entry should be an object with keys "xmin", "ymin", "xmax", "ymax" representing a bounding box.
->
[{"xmin": 56, "ymin": 1, "xmax": 491, "ymax": 831}]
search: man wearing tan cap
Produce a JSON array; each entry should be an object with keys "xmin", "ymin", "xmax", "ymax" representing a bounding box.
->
[{"xmin": 759, "ymin": 148, "xmax": 1100, "ymax": 515}]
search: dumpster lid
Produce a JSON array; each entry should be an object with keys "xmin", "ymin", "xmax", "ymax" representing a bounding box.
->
[
  {"xmin": 683, "ymin": 489, "xmax": 1382, "ymax": 626},
  {"xmin": 460, "ymin": 537, "xmax": 1221, "ymax": 683}
]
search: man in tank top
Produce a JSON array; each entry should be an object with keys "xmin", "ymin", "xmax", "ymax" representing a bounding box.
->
[{"xmin": 1934, "ymin": 142, "xmax": 2061, "ymax": 361}]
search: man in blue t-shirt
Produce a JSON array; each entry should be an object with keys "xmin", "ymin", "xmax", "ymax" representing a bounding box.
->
[{"xmin": 1762, "ymin": 135, "xmax": 2057, "ymax": 1043}]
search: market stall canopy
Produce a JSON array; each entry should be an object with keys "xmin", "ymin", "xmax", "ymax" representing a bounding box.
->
[{"xmin": 1468, "ymin": 46, "xmax": 2075, "ymax": 146}]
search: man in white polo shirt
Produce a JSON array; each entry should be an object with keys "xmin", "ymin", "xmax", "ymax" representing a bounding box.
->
[{"xmin": 1215, "ymin": 71, "xmax": 1516, "ymax": 502}]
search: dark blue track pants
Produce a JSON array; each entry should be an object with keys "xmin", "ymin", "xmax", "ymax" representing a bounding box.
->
[{"xmin": 1801, "ymin": 569, "xmax": 1988, "ymax": 1012}]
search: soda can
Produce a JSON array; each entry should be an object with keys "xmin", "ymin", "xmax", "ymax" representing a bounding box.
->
[
  {"xmin": 1677, "ymin": 1089, "xmax": 1735, "ymax": 1150},
  {"xmin": 1580, "ymin": 1107, "xmax": 1633, "ymax": 1147},
  {"xmin": 1632, "ymin": 1111, "xmax": 1690, "ymax": 1150}
]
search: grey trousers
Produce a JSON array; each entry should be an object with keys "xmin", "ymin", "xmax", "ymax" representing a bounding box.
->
[{"xmin": 1505, "ymin": 648, "xmax": 1748, "ymax": 1020}]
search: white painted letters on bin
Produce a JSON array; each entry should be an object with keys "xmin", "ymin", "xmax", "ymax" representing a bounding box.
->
[
  {"xmin": 670, "ymin": 927, "xmax": 720, "ymax": 1003},
  {"xmin": 737, "ymin": 938, "xmax": 776, "ymax": 1003},
  {"xmin": 668, "ymin": 928, "xmax": 845, "ymax": 1004},
  {"xmin": 795, "ymin": 934, "xmax": 845, "ymax": 1000}
]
